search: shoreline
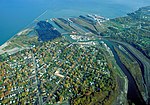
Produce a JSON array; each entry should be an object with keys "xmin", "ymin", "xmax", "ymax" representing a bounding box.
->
[
  {"xmin": 0, "ymin": 6, "xmax": 140, "ymax": 47},
  {"xmin": 0, "ymin": 10, "xmax": 48, "ymax": 46}
]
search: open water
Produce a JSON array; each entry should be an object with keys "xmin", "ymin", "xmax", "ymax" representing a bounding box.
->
[{"xmin": 0, "ymin": 0, "xmax": 150, "ymax": 45}]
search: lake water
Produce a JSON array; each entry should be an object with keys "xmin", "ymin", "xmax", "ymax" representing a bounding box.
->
[{"xmin": 0, "ymin": 0, "xmax": 150, "ymax": 45}]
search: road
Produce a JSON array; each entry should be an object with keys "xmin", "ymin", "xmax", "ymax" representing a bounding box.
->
[{"xmin": 32, "ymin": 53, "xmax": 43, "ymax": 105}]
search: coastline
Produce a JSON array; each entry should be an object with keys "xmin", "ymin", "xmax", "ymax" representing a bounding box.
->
[
  {"xmin": 0, "ymin": 5, "xmax": 149, "ymax": 104},
  {"xmin": 0, "ymin": 10, "xmax": 48, "ymax": 46}
]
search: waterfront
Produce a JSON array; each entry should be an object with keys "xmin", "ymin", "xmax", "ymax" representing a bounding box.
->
[
  {"xmin": 0, "ymin": 5, "xmax": 150, "ymax": 104},
  {"xmin": 0, "ymin": 0, "xmax": 150, "ymax": 45}
]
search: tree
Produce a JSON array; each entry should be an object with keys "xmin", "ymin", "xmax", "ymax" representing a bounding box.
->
[{"xmin": 59, "ymin": 96, "xmax": 63, "ymax": 103}]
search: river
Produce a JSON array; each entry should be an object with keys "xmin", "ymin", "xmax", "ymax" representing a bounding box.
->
[
  {"xmin": 63, "ymin": 33, "xmax": 146, "ymax": 104},
  {"xmin": 103, "ymin": 40, "xmax": 146, "ymax": 105}
]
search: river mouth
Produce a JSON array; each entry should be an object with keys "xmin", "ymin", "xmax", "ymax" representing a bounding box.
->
[{"xmin": 101, "ymin": 40, "xmax": 146, "ymax": 105}]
